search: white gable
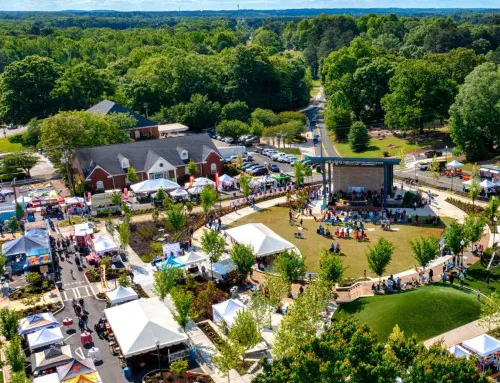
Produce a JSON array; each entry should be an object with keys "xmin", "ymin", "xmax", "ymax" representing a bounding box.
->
[{"xmin": 147, "ymin": 157, "xmax": 175, "ymax": 173}]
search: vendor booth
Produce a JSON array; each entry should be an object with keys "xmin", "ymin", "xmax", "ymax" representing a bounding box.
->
[
  {"xmin": 74, "ymin": 223, "xmax": 94, "ymax": 248},
  {"xmin": 462, "ymin": 334, "xmax": 500, "ymax": 357},
  {"xmin": 177, "ymin": 251, "xmax": 206, "ymax": 266},
  {"xmin": 34, "ymin": 373, "xmax": 60, "ymax": 383},
  {"xmin": 105, "ymin": 286, "xmax": 139, "ymax": 306},
  {"xmin": 169, "ymin": 188, "xmax": 188, "ymax": 200},
  {"xmin": 19, "ymin": 312, "xmax": 59, "ymax": 335},
  {"xmin": 28, "ymin": 327, "xmax": 64, "ymax": 351},
  {"xmin": 212, "ymin": 299, "xmax": 244, "ymax": 329},
  {"xmin": 187, "ymin": 185, "xmax": 205, "ymax": 195},
  {"xmin": 193, "ymin": 177, "xmax": 216, "ymax": 188},
  {"xmin": 218, "ymin": 174, "xmax": 236, "ymax": 190},
  {"xmin": 448, "ymin": 345, "xmax": 471, "ymax": 359},
  {"xmin": 157, "ymin": 256, "xmax": 184, "ymax": 270},
  {"xmin": 93, "ymin": 236, "xmax": 119, "ymax": 255},
  {"xmin": 211, "ymin": 258, "xmax": 238, "ymax": 281},
  {"xmin": 104, "ymin": 298, "xmax": 189, "ymax": 358},
  {"xmin": 57, "ymin": 359, "xmax": 99, "ymax": 383},
  {"xmin": 131, "ymin": 179, "xmax": 180, "ymax": 194},
  {"xmin": 2, "ymin": 235, "xmax": 51, "ymax": 274},
  {"xmin": 32, "ymin": 345, "xmax": 73, "ymax": 374}
]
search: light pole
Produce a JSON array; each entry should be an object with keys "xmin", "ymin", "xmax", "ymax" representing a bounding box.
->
[
  {"xmin": 155, "ymin": 338, "xmax": 162, "ymax": 381},
  {"xmin": 445, "ymin": 145, "xmax": 448, "ymax": 161},
  {"xmin": 451, "ymin": 168, "xmax": 455, "ymax": 192},
  {"xmin": 414, "ymin": 163, "xmax": 418, "ymax": 187},
  {"xmin": 460, "ymin": 239, "xmax": 465, "ymax": 268},
  {"xmin": 472, "ymin": 186, "xmax": 477, "ymax": 213},
  {"xmin": 494, "ymin": 217, "xmax": 498, "ymax": 246},
  {"xmin": 11, "ymin": 177, "xmax": 17, "ymax": 204}
]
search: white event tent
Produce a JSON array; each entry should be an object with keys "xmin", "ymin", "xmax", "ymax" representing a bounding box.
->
[
  {"xmin": 218, "ymin": 174, "xmax": 236, "ymax": 188},
  {"xmin": 19, "ymin": 312, "xmax": 59, "ymax": 335},
  {"xmin": 169, "ymin": 188, "xmax": 188, "ymax": 199},
  {"xmin": 193, "ymin": 177, "xmax": 216, "ymax": 187},
  {"xmin": 212, "ymin": 299, "xmax": 244, "ymax": 328},
  {"xmin": 27, "ymin": 327, "xmax": 64, "ymax": 351},
  {"xmin": 188, "ymin": 185, "xmax": 205, "ymax": 195},
  {"xmin": 462, "ymin": 334, "xmax": 500, "ymax": 357},
  {"xmin": 447, "ymin": 160, "xmax": 464, "ymax": 168},
  {"xmin": 93, "ymin": 236, "xmax": 119, "ymax": 255},
  {"xmin": 448, "ymin": 345, "xmax": 471, "ymax": 359},
  {"xmin": 177, "ymin": 251, "xmax": 206, "ymax": 266},
  {"xmin": 105, "ymin": 286, "xmax": 139, "ymax": 306},
  {"xmin": 131, "ymin": 179, "xmax": 180, "ymax": 194},
  {"xmin": 104, "ymin": 298, "xmax": 188, "ymax": 357},
  {"xmin": 33, "ymin": 373, "xmax": 60, "ymax": 383},
  {"xmin": 225, "ymin": 223, "xmax": 296, "ymax": 257},
  {"xmin": 480, "ymin": 179, "xmax": 496, "ymax": 189}
]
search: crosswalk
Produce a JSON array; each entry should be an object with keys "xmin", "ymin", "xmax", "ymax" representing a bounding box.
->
[{"xmin": 60, "ymin": 284, "xmax": 95, "ymax": 301}]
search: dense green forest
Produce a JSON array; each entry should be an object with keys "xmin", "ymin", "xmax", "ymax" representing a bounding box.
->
[{"xmin": 0, "ymin": 10, "xmax": 499, "ymax": 159}]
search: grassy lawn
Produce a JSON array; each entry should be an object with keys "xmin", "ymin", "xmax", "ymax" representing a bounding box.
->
[
  {"xmin": 311, "ymin": 88, "xmax": 320, "ymax": 97},
  {"xmin": 311, "ymin": 79, "xmax": 321, "ymax": 87},
  {"xmin": 0, "ymin": 137, "xmax": 22, "ymax": 153},
  {"xmin": 333, "ymin": 134, "xmax": 438, "ymax": 159},
  {"xmin": 281, "ymin": 147, "xmax": 301, "ymax": 155},
  {"xmin": 460, "ymin": 261, "xmax": 500, "ymax": 296},
  {"xmin": 334, "ymin": 285, "xmax": 482, "ymax": 341},
  {"xmin": 229, "ymin": 207, "xmax": 445, "ymax": 278}
]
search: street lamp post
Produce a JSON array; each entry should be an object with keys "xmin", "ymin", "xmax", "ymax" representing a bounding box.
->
[
  {"xmin": 209, "ymin": 252, "xmax": 214, "ymax": 281},
  {"xmin": 155, "ymin": 338, "xmax": 162, "ymax": 381},
  {"xmin": 494, "ymin": 217, "xmax": 498, "ymax": 246},
  {"xmin": 460, "ymin": 239, "xmax": 465, "ymax": 268},
  {"xmin": 451, "ymin": 168, "xmax": 455, "ymax": 192},
  {"xmin": 11, "ymin": 177, "xmax": 17, "ymax": 203},
  {"xmin": 414, "ymin": 164, "xmax": 418, "ymax": 188},
  {"xmin": 445, "ymin": 145, "xmax": 448, "ymax": 161}
]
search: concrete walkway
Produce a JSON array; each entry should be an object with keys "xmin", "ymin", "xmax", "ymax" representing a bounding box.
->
[{"xmin": 424, "ymin": 319, "xmax": 486, "ymax": 348}]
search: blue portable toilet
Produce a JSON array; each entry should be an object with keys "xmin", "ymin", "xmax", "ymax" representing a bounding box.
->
[{"xmin": 123, "ymin": 367, "xmax": 131, "ymax": 379}]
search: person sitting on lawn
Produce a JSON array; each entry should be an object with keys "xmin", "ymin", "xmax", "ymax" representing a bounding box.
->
[
  {"xmin": 372, "ymin": 283, "xmax": 377, "ymax": 293},
  {"xmin": 329, "ymin": 242, "xmax": 335, "ymax": 252},
  {"xmin": 441, "ymin": 272, "xmax": 447, "ymax": 284},
  {"xmin": 336, "ymin": 242, "xmax": 341, "ymax": 253}
]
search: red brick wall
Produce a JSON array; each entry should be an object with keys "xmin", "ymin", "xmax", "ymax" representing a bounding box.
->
[
  {"xmin": 129, "ymin": 126, "xmax": 160, "ymax": 140},
  {"xmin": 201, "ymin": 152, "xmax": 224, "ymax": 177}
]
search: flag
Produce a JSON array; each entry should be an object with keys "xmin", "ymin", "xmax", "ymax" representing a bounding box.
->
[
  {"xmin": 123, "ymin": 188, "xmax": 129, "ymax": 202},
  {"xmin": 215, "ymin": 172, "xmax": 219, "ymax": 190},
  {"xmin": 189, "ymin": 175, "xmax": 194, "ymax": 188}
]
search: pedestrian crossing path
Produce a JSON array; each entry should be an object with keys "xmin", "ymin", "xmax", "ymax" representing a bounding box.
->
[{"xmin": 61, "ymin": 284, "xmax": 95, "ymax": 301}]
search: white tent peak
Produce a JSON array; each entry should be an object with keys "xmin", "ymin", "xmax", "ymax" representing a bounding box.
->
[
  {"xmin": 212, "ymin": 299, "xmax": 244, "ymax": 328},
  {"xmin": 27, "ymin": 327, "xmax": 64, "ymax": 351},
  {"xmin": 177, "ymin": 251, "xmax": 206, "ymax": 266},
  {"xmin": 104, "ymin": 298, "xmax": 188, "ymax": 357},
  {"xmin": 447, "ymin": 160, "xmax": 464, "ymax": 168},
  {"xmin": 225, "ymin": 223, "xmax": 296, "ymax": 257},
  {"xmin": 131, "ymin": 179, "xmax": 180, "ymax": 194},
  {"xmin": 105, "ymin": 286, "xmax": 139, "ymax": 305},
  {"xmin": 462, "ymin": 334, "xmax": 500, "ymax": 357},
  {"xmin": 93, "ymin": 236, "xmax": 118, "ymax": 255},
  {"xmin": 193, "ymin": 177, "xmax": 215, "ymax": 187}
]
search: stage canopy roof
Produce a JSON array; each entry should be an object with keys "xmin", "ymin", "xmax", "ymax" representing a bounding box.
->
[
  {"xmin": 2, "ymin": 236, "xmax": 49, "ymax": 257},
  {"xmin": 462, "ymin": 334, "xmax": 500, "ymax": 357}
]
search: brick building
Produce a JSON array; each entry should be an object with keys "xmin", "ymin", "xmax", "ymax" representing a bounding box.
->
[
  {"xmin": 73, "ymin": 134, "xmax": 223, "ymax": 192},
  {"xmin": 87, "ymin": 100, "xmax": 160, "ymax": 140}
]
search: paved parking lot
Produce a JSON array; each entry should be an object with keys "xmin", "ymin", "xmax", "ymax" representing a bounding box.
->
[{"xmin": 249, "ymin": 152, "xmax": 294, "ymax": 174}]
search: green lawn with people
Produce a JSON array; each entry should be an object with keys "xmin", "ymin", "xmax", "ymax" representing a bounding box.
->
[
  {"xmin": 0, "ymin": 137, "xmax": 22, "ymax": 153},
  {"xmin": 229, "ymin": 207, "xmax": 445, "ymax": 279},
  {"xmin": 334, "ymin": 284, "xmax": 482, "ymax": 341},
  {"xmin": 461, "ymin": 261, "xmax": 500, "ymax": 296}
]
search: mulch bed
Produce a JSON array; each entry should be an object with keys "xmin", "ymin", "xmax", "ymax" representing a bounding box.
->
[
  {"xmin": 144, "ymin": 371, "xmax": 214, "ymax": 383},
  {"xmin": 17, "ymin": 302, "xmax": 63, "ymax": 317},
  {"xmin": 9, "ymin": 281, "xmax": 55, "ymax": 300},
  {"xmin": 85, "ymin": 267, "xmax": 131, "ymax": 283}
]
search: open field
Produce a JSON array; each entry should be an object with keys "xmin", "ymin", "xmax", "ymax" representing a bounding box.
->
[
  {"xmin": 228, "ymin": 207, "xmax": 445, "ymax": 278},
  {"xmin": 0, "ymin": 137, "xmax": 22, "ymax": 153},
  {"xmin": 334, "ymin": 285, "xmax": 482, "ymax": 341}
]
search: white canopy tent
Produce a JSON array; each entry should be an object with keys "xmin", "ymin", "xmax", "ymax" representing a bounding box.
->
[
  {"xmin": 74, "ymin": 223, "xmax": 94, "ymax": 237},
  {"xmin": 13, "ymin": 196, "xmax": 32, "ymax": 204},
  {"xmin": 188, "ymin": 185, "xmax": 205, "ymax": 195},
  {"xmin": 193, "ymin": 177, "xmax": 216, "ymax": 187},
  {"xmin": 225, "ymin": 223, "xmax": 296, "ymax": 257},
  {"xmin": 448, "ymin": 345, "xmax": 471, "ymax": 359},
  {"xmin": 480, "ymin": 179, "xmax": 496, "ymax": 189},
  {"xmin": 27, "ymin": 327, "xmax": 64, "ymax": 351},
  {"xmin": 131, "ymin": 179, "xmax": 180, "ymax": 194},
  {"xmin": 169, "ymin": 188, "xmax": 188, "ymax": 199},
  {"xmin": 462, "ymin": 334, "xmax": 500, "ymax": 357},
  {"xmin": 64, "ymin": 197, "xmax": 85, "ymax": 205},
  {"xmin": 218, "ymin": 174, "xmax": 236, "ymax": 189},
  {"xmin": 105, "ymin": 286, "xmax": 139, "ymax": 306},
  {"xmin": 447, "ymin": 160, "xmax": 464, "ymax": 168},
  {"xmin": 19, "ymin": 312, "xmax": 59, "ymax": 335},
  {"xmin": 33, "ymin": 373, "xmax": 60, "ymax": 383},
  {"xmin": 104, "ymin": 298, "xmax": 188, "ymax": 357},
  {"xmin": 177, "ymin": 251, "xmax": 206, "ymax": 266},
  {"xmin": 212, "ymin": 299, "xmax": 244, "ymax": 328},
  {"xmin": 93, "ymin": 236, "xmax": 119, "ymax": 255}
]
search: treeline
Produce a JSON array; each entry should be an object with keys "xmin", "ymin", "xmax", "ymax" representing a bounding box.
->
[
  {"xmin": 0, "ymin": 19, "xmax": 311, "ymax": 126},
  {"xmin": 286, "ymin": 14, "xmax": 500, "ymax": 161}
]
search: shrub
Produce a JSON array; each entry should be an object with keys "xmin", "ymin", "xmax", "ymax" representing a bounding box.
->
[
  {"xmin": 170, "ymin": 359, "xmax": 189, "ymax": 377},
  {"xmin": 137, "ymin": 226, "xmax": 155, "ymax": 239},
  {"xmin": 445, "ymin": 197, "xmax": 485, "ymax": 215}
]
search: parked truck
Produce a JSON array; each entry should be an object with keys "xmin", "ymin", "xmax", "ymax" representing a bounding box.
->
[{"xmin": 217, "ymin": 146, "xmax": 250, "ymax": 162}]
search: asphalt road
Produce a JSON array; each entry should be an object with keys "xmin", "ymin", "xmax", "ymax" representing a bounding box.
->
[{"xmin": 2, "ymin": 126, "xmax": 26, "ymax": 138}]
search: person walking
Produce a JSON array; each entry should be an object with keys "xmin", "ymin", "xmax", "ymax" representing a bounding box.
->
[
  {"xmin": 72, "ymin": 298, "xmax": 78, "ymax": 313},
  {"xmin": 78, "ymin": 318, "xmax": 85, "ymax": 332},
  {"xmin": 449, "ymin": 273, "xmax": 455, "ymax": 286},
  {"xmin": 428, "ymin": 269, "xmax": 434, "ymax": 282}
]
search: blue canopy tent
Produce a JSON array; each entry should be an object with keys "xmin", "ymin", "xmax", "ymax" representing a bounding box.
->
[
  {"xmin": 2, "ymin": 236, "xmax": 51, "ymax": 273},
  {"xmin": 212, "ymin": 259, "xmax": 237, "ymax": 280},
  {"xmin": 158, "ymin": 256, "xmax": 184, "ymax": 270},
  {"xmin": 19, "ymin": 312, "xmax": 59, "ymax": 335}
]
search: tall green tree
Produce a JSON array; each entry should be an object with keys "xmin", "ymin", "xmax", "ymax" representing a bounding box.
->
[
  {"xmin": 449, "ymin": 63, "xmax": 500, "ymax": 160},
  {"xmin": 216, "ymin": 120, "xmax": 250, "ymax": 139},
  {"xmin": 366, "ymin": 237, "xmax": 394, "ymax": 280},
  {"xmin": 480, "ymin": 292, "xmax": 500, "ymax": 331},
  {"xmin": 0, "ymin": 55, "xmax": 62, "ymax": 123},
  {"xmin": 382, "ymin": 59, "xmax": 456, "ymax": 134},
  {"xmin": 212, "ymin": 339, "xmax": 243, "ymax": 383},
  {"xmin": 293, "ymin": 161, "xmax": 305, "ymax": 186},
  {"xmin": 464, "ymin": 215, "xmax": 487, "ymax": 250},
  {"xmin": 200, "ymin": 185, "xmax": 218, "ymax": 218},
  {"xmin": 239, "ymin": 175, "xmax": 252, "ymax": 199},
  {"xmin": 165, "ymin": 204, "xmax": 186, "ymax": 234},
  {"xmin": 318, "ymin": 250, "xmax": 344, "ymax": 286},
  {"xmin": 200, "ymin": 229, "xmax": 225, "ymax": 279},
  {"xmin": 51, "ymin": 63, "xmax": 115, "ymax": 111},
  {"xmin": 186, "ymin": 160, "xmax": 198, "ymax": 176},
  {"xmin": 118, "ymin": 220, "xmax": 130, "ymax": 251},
  {"xmin": 2, "ymin": 151, "xmax": 39, "ymax": 177},
  {"xmin": 221, "ymin": 101, "xmax": 250, "ymax": 122},
  {"xmin": 274, "ymin": 249, "xmax": 306, "ymax": 283},
  {"xmin": 445, "ymin": 221, "xmax": 468, "ymax": 256},
  {"xmin": 171, "ymin": 287, "xmax": 194, "ymax": 330},
  {"xmin": 5, "ymin": 336, "xmax": 24, "ymax": 372},
  {"xmin": 126, "ymin": 166, "xmax": 138, "ymax": 184},
  {"xmin": 152, "ymin": 267, "xmax": 182, "ymax": 301},
  {"xmin": 324, "ymin": 103, "xmax": 352, "ymax": 141},
  {"xmin": 348, "ymin": 121, "xmax": 370, "ymax": 152},
  {"xmin": 409, "ymin": 236, "xmax": 439, "ymax": 272},
  {"xmin": 228, "ymin": 310, "xmax": 260, "ymax": 361},
  {"xmin": 230, "ymin": 243, "xmax": 255, "ymax": 280},
  {"xmin": 0, "ymin": 308, "xmax": 19, "ymax": 341}
]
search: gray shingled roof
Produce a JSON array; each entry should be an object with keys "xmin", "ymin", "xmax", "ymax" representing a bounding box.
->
[
  {"xmin": 87, "ymin": 100, "xmax": 157, "ymax": 129},
  {"xmin": 75, "ymin": 135, "xmax": 221, "ymax": 177}
]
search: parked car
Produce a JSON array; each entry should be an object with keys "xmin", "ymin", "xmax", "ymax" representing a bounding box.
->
[
  {"xmin": 272, "ymin": 152, "xmax": 286, "ymax": 160},
  {"xmin": 252, "ymin": 167, "xmax": 269, "ymax": 175},
  {"xmin": 267, "ymin": 150, "xmax": 278, "ymax": 158},
  {"xmin": 424, "ymin": 150, "xmax": 443, "ymax": 158},
  {"xmin": 249, "ymin": 165, "xmax": 265, "ymax": 174},
  {"xmin": 242, "ymin": 162, "xmax": 258, "ymax": 170},
  {"xmin": 268, "ymin": 163, "xmax": 280, "ymax": 172},
  {"xmin": 287, "ymin": 156, "xmax": 299, "ymax": 164}
]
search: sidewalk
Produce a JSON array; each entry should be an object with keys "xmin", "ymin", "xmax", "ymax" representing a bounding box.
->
[{"xmin": 424, "ymin": 319, "xmax": 485, "ymax": 348}]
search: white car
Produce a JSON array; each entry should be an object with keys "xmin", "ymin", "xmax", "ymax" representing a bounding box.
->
[
  {"xmin": 271, "ymin": 152, "xmax": 286, "ymax": 160},
  {"xmin": 284, "ymin": 155, "xmax": 298, "ymax": 163},
  {"xmin": 287, "ymin": 156, "xmax": 299, "ymax": 164},
  {"xmin": 277, "ymin": 154, "xmax": 290, "ymax": 163},
  {"xmin": 267, "ymin": 150, "xmax": 278, "ymax": 158}
]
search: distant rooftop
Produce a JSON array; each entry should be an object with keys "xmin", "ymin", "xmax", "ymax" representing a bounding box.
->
[{"xmin": 87, "ymin": 100, "xmax": 157, "ymax": 129}]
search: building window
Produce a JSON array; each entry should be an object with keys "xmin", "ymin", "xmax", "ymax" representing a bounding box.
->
[
  {"xmin": 96, "ymin": 181, "xmax": 104, "ymax": 190},
  {"xmin": 210, "ymin": 163, "xmax": 217, "ymax": 174}
]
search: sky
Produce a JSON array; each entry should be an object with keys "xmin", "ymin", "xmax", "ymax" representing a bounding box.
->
[{"xmin": 0, "ymin": 0, "xmax": 498, "ymax": 11}]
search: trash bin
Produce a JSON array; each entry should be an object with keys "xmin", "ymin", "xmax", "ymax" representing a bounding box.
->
[
  {"xmin": 189, "ymin": 349, "xmax": 197, "ymax": 360},
  {"xmin": 123, "ymin": 367, "xmax": 131, "ymax": 379},
  {"xmin": 56, "ymin": 281, "xmax": 63, "ymax": 289}
]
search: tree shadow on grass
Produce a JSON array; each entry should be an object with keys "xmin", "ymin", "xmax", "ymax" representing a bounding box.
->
[{"xmin": 336, "ymin": 299, "xmax": 367, "ymax": 315}]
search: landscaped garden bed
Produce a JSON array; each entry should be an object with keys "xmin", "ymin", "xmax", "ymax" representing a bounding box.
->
[
  {"xmin": 144, "ymin": 370, "xmax": 214, "ymax": 383},
  {"xmin": 9, "ymin": 275, "xmax": 54, "ymax": 300},
  {"xmin": 85, "ymin": 267, "xmax": 131, "ymax": 282},
  {"xmin": 17, "ymin": 301, "xmax": 63, "ymax": 317}
]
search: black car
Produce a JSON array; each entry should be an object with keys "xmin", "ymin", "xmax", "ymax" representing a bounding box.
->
[
  {"xmin": 253, "ymin": 167, "xmax": 269, "ymax": 175},
  {"xmin": 424, "ymin": 150, "xmax": 443, "ymax": 158},
  {"xmin": 268, "ymin": 163, "xmax": 280, "ymax": 172}
]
